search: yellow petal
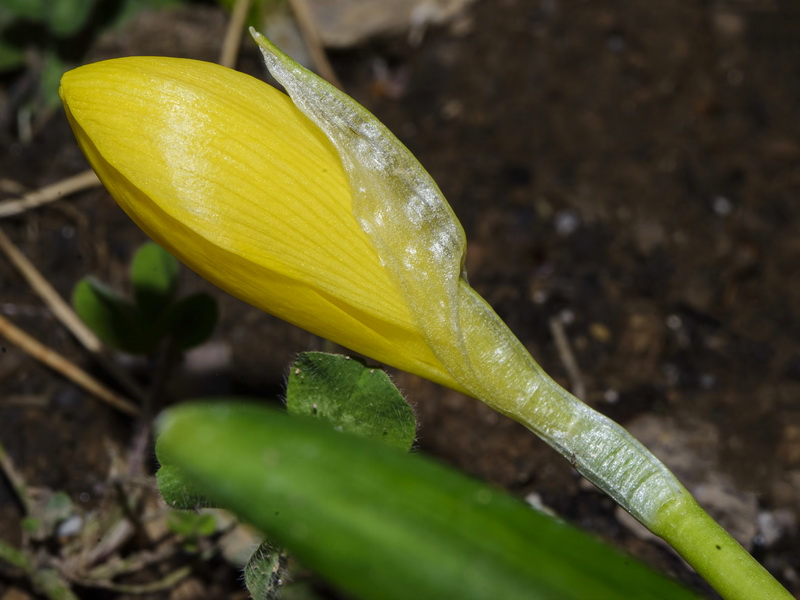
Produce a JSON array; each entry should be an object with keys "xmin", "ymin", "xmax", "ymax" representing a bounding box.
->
[{"xmin": 59, "ymin": 57, "xmax": 457, "ymax": 389}]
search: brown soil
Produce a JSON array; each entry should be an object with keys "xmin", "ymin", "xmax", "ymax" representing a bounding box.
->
[{"xmin": 1, "ymin": 1, "xmax": 798, "ymax": 599}]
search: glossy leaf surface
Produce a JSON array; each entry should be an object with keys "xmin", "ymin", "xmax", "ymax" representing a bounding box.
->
[{"xmin": 156, "ymin": 402, "xmax": 699, "ymax": 600}]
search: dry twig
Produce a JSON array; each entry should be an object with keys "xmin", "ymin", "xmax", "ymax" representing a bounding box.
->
[
  {"xmin": 0, "ymin": 170, "xmax": 100, "ymax": 219},
  {"xmin": 0, "ymin": 227, "xmax": 146, "ymax": 402},
  {"xmin": 0, "ymin": 314, "xmax": 139, "ymax": 417},
  {"xmin": 219, "ymin": 0, "xmax": 253, "ymax": 68},
  {"xmin": 0, "ymin": 440, "xmax": 33, "ymax": 514},
  {"xmin": 548, "ymin": 314, "xmax": 587, "ymax": 400},
  {"xmin": 287, "ymin": 0, "xmax": 343, "ymax": 88}
]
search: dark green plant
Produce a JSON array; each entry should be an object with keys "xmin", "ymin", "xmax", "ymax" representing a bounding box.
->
[{"xmin": 72, "ymin": 241, "xmax": 217, "ymax": 355}]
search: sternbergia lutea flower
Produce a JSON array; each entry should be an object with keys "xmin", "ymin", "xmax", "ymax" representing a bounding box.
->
[
  {"xmin": 59, "ymin": 30, "xmax": 787, "ymax": 600},
  {"xmin": 59, "ymin": 29, "xmax": 688, "ymax": 525}
]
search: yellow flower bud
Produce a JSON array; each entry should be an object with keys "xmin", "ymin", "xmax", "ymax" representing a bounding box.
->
[{"xmin": 59, "ymin": 56, "xmax": 456, "ymax": 390}]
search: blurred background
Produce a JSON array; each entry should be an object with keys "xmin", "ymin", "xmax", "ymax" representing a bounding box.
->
[{"xmin": 1, "ymin": 1, "xmax": 798, "ymax": 598}]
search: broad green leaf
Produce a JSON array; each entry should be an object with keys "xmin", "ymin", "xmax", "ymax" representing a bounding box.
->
[
  {"xmin": 164, "ymin": 292, "xmax": 218, "ymax": 351},
  {"xmin": 244, "ymin": 539, "xmax": 288, "ymax": 600},
  {"xmin": 286, "ymin": 352, "xmax": 415, "ymax": 451},
  {"xmin": 155, "ymin": 402, "xmax": 701, "ymax": 600},
  {"xmin": 130, "ymin": 242, "xmax": 179, "ymax": 318},
  {"xmin": 72, "ymin": 277, "xmax": 152, "ymax": 353}
]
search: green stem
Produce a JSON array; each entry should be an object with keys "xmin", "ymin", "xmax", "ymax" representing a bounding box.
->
[
  {"xmin": 521, "ymin": 377, "xmax": 792, "ymax": 600},
  {"xmin": 652, "ymin": 496, "xmax": 793, "ymax": 600}
]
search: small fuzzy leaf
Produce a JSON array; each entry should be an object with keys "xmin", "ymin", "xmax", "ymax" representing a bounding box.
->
[
  {"xmin": 130, "ymin": 242, "xmax": 179, "ymax": 318},
  {"xmin": 156, "ymin": 402, "xmax": 701, "ymax": 600},
  {"xmin": 244, "ymin": 539, "xmax": 289, "ymax": 600},
  {"xmin": 286, "ymin": 352, "xmax": 415, "ymax": 451}
]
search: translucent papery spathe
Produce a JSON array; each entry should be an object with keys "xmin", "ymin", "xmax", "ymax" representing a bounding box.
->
[{"xmin": 58, "ymin": 56, "xmax": 453, "ymax": 389}]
